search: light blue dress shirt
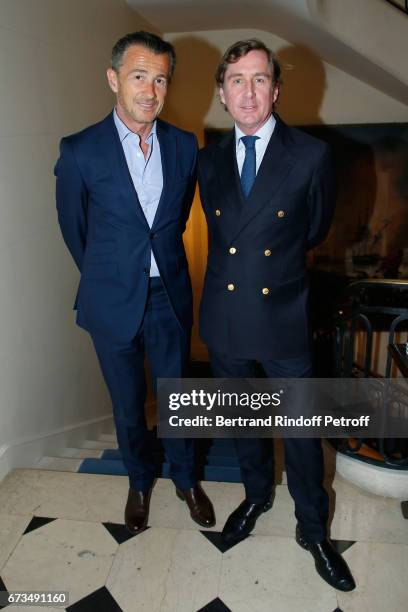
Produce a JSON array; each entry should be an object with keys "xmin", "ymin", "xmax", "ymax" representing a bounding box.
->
[{"xmin": 113, "ymin": 108, "xmax": 162, "ymax": 277}]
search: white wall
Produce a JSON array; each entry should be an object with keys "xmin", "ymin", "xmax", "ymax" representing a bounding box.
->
[
  {"xmin": 0, "ymin": 0, "xmax": 157, "ymax": 476},
  {"xmin": 165, "ymin": 28, "xmax": 408, "ymax": 130}
]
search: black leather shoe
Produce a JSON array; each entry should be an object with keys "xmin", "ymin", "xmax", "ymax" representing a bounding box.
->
[
  {"xmin": 222, "ymin": 495, "xmax": 274, "ymax": 545},
  {"xmin": 176, "ymin": 484, "xmax": 216, "ymax": 527},
  {"xmin": 296, "ymin": 525, "xmax": 356, "ymax": 591},
  {"xmin": 124, "ymin": 487, "xmax": 152, "ymax": 534}
]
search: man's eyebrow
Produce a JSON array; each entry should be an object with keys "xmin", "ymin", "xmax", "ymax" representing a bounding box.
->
[
  {"xmin": 128, "ymin": 68, "xmax": 168, "ymax": 79},
  {"xmin": 227, "ymin": 71, "xmax": 272, "ymax": 79},
  {"xmin": 227, "ymin": 72, "xmax": 243, "ymax": 79}
]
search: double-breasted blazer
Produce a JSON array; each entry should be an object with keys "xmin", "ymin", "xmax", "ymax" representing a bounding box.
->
[{"xmin": 198, "ymin": 115, "xmax": 335, "ymax": 359}]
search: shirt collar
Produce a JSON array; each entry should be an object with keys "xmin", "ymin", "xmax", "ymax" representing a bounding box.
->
[
  {"xmin": 235, "ymin": 114, "xmax": 276, "ymax": 147},
  {"xmin": 113, "ymin": 107, "xmax": 157, "ymax": 143}
]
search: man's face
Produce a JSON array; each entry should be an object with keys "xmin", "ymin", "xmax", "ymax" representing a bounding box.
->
[
  {"xmin": 107, "ymin": 44, "xmax": 170, "ymax": 129},
  {"xmin": 219, "ymin": 49, "xmax": 279, "ymax": 135}
]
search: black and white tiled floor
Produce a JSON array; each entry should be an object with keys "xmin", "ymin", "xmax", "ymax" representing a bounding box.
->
[{"xmin": 0, "ymin": 469, "xmax": 407, "ymax": 611}]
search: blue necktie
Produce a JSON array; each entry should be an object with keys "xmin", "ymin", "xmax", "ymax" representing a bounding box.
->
[{"xmin": 240, "ymin": 135, "xmax": 259, "ymax": 198}]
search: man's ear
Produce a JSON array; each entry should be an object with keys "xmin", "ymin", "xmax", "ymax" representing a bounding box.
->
[
  {"xmin": 273, "ymin": 82, "xmax": 280, "ymax": 105},
  {"xmin": 219, "ymin": 86, "xmax": 226, "ymax": 106},
  {"xmin": 107, "ymin": 68, "xmax": 118, "ymax": 93}
]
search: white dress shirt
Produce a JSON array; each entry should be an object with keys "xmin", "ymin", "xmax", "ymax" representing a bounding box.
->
[{"xmin": 235, "ymin": 114, "xmax": 276, "ymax": 176}]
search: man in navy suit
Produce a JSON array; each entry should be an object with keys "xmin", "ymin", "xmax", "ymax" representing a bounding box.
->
[
  {"xmin": 55, "ymin": 31, "xmax": 215, "ymax": 534},
  {"xmin": 198, "ymin": 39, "xmax": 355, "ymax": 591}
]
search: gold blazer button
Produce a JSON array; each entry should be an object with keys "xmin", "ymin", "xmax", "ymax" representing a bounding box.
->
[
  {"xmin": 227, "ymin": 283, "xmax": 235, "ymax": 291},
  {"xmin": 229, "ymin": 247, "xmax": 237, "ymax": 254},
  {"xmin": 264, "ymin": 249, "xmax": 271, "ymax": 256},
  {"xmin": 215, "ymin": 209, "xmax": 221, "ymax": 216},
  {"xmin": 262, "ymin": 287, "xmax": 270, "ymax": 295},
  {"xmin": 277, "ymin": 210, "xmax": 285, "ymax": 218}
]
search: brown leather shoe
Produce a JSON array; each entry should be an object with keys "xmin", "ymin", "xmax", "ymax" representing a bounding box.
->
[
  {"xmin": 124, "ymin": 487, "xmax": 152, "ymax": 535},
  {"xmin": 176, "ymin": 483, "xmax": 216, "ymax": 527}
]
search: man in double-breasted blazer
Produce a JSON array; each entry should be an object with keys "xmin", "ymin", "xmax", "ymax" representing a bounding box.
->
[
  {"xmin": 198, "ymin": 38, "xmax": 355, "ymax": 591},
  {"xmin": 55, "ymin": 31, "xmax": 215, "ymax": 534}
]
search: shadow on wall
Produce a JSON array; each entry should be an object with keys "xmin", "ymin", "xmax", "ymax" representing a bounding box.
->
[
  {"xmin": 276, "ymin": 44, "xmax": 327, "ymax": 125},
  {"xmin": 161, "ymin": 36, "xmax": 222, "ymax": 360},
  {"xmin": 161, "ymin": 36, "xmax": 221, "ymax": 142},
  {"xmin": 277, "ymin": 44, "xmax": 376, "ymax": 272}
]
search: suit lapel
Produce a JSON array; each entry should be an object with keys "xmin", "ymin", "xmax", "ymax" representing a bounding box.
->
[
  {"xmin": 212, "ymin": 129, "xmax": 245, "ymax": 215},
  {"xmin": 152, "ymin": 119, "xmax": 176, "ymax": 230},
  {"xmin": 98, "ymin": 112, "xmax": 150, "ymax": 228}
]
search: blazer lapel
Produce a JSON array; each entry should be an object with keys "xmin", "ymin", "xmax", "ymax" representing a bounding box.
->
[
  {"xmin": 231, "ymin": 116, "xmax": 296, "ymax": 241},
  {"xmin": 152, "ymin": 119, "xmax": 176, "ymax": 230},
  {"xmin": 98, "ymin": 112, "xmax": 150, "ymax": 229},
  {"xmin": 213, "ymin": 130, "xmax": 245, "ymax": 215}
]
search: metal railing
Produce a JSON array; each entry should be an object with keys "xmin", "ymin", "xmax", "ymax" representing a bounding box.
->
[{"xmin": 333, "ymin": 279, "xmax": 408, "ymax": 468}]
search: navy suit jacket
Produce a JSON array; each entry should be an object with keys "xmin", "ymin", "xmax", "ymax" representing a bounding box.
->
[
  {"xmin": 55, "ymin": 112, "xmax": 197, "ymax": 342},
  {"xmin": 198, "ymin": 115, "xmax": 335, "ymax": 360}
]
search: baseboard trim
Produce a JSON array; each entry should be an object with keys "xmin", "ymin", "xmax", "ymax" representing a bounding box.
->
[{"xmin": 0, "ymin": 414, "xmax": 114, "ymax": 482}]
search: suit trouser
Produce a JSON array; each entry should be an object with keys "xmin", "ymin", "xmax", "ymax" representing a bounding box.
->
[
  {"xmin": 91, "ymin": 278, "xmax": 195, "ymax": 492},
  {"xmin": 209, "ymin": 350, "xmax": 329, "ymax": 542}
]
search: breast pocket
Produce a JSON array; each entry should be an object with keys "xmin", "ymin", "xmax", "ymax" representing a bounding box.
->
[{"xmin": 272, "ymin": 186, "xmax": 307, "ymax": 205}]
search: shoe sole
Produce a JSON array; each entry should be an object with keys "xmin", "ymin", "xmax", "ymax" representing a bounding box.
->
[{"xmin": 124, "ymin": 523, "xmax": 148, "ymax": 536}]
